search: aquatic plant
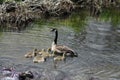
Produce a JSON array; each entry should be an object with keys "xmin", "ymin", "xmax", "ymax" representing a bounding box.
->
[
  {"xmin": 0, "ymin": 0, "xmax": 4, "ymax": 4},
  {"xmin": 100, "ymin": 8, "xmax": 120, "ymax": 26}
]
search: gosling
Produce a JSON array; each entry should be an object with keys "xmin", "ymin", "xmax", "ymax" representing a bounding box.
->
[
  {"xmin": 39, "ymin": 48, "xmax": 52, "ymax": 58},
  {"xmin": 54, "ymin": 53, "xmax": 66, "ymax": 61},
  {"xmin": 33, "ymin": 55, "xmax": 45, "ymax": 63},
  {"xmin": 33, "ymin": 49, "xmax": 46, "ymax": 63},
  {"xmin": 24, "ymin": 49, "xmax": 38, "ymax": 58}
]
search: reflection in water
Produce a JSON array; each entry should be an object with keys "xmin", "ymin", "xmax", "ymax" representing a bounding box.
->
[{"xmin": 0, "ymin": 9, "xmax": 120, "ymax": 80}]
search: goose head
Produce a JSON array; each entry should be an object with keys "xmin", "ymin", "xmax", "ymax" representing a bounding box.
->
[
  {"xmin": 50, "ymin": 28, "xmax": 57, "ymax": 32},
  {"xmin": 50, "ymin": 28, "xmax": 58, "ymax": 47},
  {"xmin": 47, "ymin": 48, "xmax": 51, "ymax": 53},
  {"xmin": 33, "ymin": 48, "xmax": 38, "ymax": 56},
  {"xmin": 39, "ymin": 49, "xmax": 45, "ymax": 55},
  {"xmin": 24, "ymin": 48, "xmax": 38, "ymax": 58},
  {"xmin": 39, "ymin": 48, "xmax": 50, "ymax": 58}
]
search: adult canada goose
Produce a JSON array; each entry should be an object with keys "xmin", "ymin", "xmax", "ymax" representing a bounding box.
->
[
  {"xmin": 24, "ymin": 48, "xmax": 38, "ymax": 58},
  {"xmin": 50, "ymin": 28, "xmax": 78, "ymax": 57}
]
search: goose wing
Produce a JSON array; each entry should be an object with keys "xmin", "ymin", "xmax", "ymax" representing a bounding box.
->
[
  {"xmin": 55, "ymin": 45, "xmax": 74, "ymax": 53},
  {"xmin": 55, "ymin": 45, "xmax": 78, "ymax": 57}
]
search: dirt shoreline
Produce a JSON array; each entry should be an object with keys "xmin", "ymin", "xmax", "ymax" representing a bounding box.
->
[{"xmin": 0, "ymin": 0, "xmax": 119, "ymax": 31}]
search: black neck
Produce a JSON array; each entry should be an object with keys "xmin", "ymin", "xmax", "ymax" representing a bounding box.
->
[{"xmin": 54, "ymin": 30, "xmax": 58, "ymax": 44}]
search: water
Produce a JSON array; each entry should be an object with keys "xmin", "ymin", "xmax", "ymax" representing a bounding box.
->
[{"xmin": 0, "ymin": 9, "xmax": 120, "ymax": 80}]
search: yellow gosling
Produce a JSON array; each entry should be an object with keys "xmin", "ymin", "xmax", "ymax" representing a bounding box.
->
[
  {"xmin": 39, "ymin": 48, "xmax": 52, "ymax": 58},
  {"xmin": 33, "ymin": 55, "xmax": 45, "ymax": 63},
  {"xmin": 24, "ymin": 49, "xmax": 37, "ymax": 58},
  {"xmin": 54, "ymin": 53, "xmax": 66, "ymax": 61},
  {"xmin": 38, "ymin": 49, "xmax": 45, "ymax": 55}
]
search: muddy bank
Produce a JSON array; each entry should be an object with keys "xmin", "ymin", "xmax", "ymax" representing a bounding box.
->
[
  {"xmin": 0, "ymin": 0, "xmax": 120, "ymax": 31},
  {"xmin": 0, "ymin": 0, "xmax": 74, "ymax": 31}
]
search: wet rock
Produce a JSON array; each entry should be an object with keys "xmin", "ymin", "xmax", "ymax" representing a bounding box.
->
[
  {"xmin": 2, "ymin": 68, "xmax": 13, "ymax": 77},
  {"xmin": 1, "ymin": 77, "xmax": 19, "ymax": 80},
  {"xmin": 0, "ymin": 0, "xmax": 75, "ymax": 30},
  {"xmin": 19, "ymin": 71, "xmax": 34, "ymax": 80}
]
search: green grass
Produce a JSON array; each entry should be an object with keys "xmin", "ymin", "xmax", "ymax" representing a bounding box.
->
[
  {"xmin": 100, "ymin": 8, "xmax": 120, "ymax": 26},
  {"xmin": 35, "ymin": 10, "xmax": 88, "ymax": 32},
  {"xmin": 0, "ymin": 0, "xmax": 4, "ymax": 4}
]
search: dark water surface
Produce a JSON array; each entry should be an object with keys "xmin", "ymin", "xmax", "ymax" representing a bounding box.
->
[{"xmin": 0, "ymin": 9, "xmax": 120, "ymax": 80}]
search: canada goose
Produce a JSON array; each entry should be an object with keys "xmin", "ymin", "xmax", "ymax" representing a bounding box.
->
[
  {"xmin": 54, "ymin": 52, "xmax": 66, "ymax": 61},
  {"xmin": 40, "ymin": 48, "xmax": 53, "ymax": 58},
  {"xmin": 33, "ymin": 49, "xmax": 46, "ymax": 63},
  {"xmin": 33, "ymin": 55, "xmax": 45, "ymax": 63},
  {"xmin": 24, "ymin": 48, "xmax": 37, "ymax": 58},
  {"xmin": 50, "ymin": 28, "xmax": 78, "ymax": 57}
]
